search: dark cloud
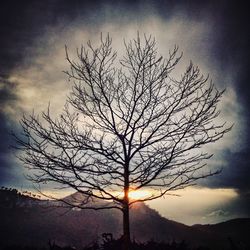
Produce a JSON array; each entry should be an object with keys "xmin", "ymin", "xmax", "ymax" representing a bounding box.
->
[
  {"xmin": 201, "ymin": 150, "xmax": 250, "ymax": 194},
  {"xmin": 0, "ymin": 76, "xmax": 18, "ymax": 107},
  {"xmin": 211, "ymin": 2, "xmax": 250, "ymax": 111},
  {"xmin": 0, "ymin": 111, "xmax": 16, "ymax": 183},
  {"xmin": 0, "ymin": 76, "xmax": 21, "ymax": 184},
  {"xmin": 0, "ymin": 0, "xmax": 105, "ymax": 75}
]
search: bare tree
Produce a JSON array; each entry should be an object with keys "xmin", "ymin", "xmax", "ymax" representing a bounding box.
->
[{"xmin": 14, "ymin": 34, "xmax": 231, "ymax": 250}]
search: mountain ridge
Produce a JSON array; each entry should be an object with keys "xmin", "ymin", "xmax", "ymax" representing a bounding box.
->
[{"xmin": 0, "ymin": 188, "xmax": 249, "ymax": 249}]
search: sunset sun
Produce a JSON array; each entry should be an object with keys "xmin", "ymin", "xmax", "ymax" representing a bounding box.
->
[
  {"xmin": 128, "ymin": 189, "xmax": 152, "ymax": 200},
  {"xmin": 114, "ymin": 189, "xmax": 152, "ymax": 200}
]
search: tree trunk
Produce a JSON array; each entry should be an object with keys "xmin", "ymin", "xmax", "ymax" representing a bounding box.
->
[
  {"xmin": 123, "ymin": 199, "xmax": 130, "ymax": 250},
  {"xmin": 123, "ymin": 161, "xmax": 130, "ymax": 250}
]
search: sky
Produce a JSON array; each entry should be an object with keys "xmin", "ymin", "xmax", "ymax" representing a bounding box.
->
[{"xmin": 0, "ymin": 0, "xmax": 249, "ymax": 225}]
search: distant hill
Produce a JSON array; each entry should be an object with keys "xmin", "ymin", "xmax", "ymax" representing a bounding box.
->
[
  {"xmin": 192, "ymin": 218, "xmax": 250, "ymax": 249},
  {"xmin": 0, "ymin": 188, "xmax": 249, "ymax": 249}
]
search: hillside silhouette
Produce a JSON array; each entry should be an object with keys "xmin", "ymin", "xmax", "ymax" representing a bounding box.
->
[{"xmin": 0, "ymin": 188, "xmax": 249, "ymax": 250}]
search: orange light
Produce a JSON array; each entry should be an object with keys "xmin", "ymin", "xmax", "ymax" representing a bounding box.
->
[
  {"xmin": 112, "ymin": 189, "xmax": 152, "ymax": 200},
  {"xmin": 128, "ymin": 189, "xmax": 151, "ymax": 200}
]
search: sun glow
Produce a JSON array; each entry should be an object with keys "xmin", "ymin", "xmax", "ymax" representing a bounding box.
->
[
  {"xmin": 128, "ymin": 190, "xmax": 152, "ymax": 200},
  {"xmin": 113, "ymin": 189, "xmax": 153, "ymax": 200}
]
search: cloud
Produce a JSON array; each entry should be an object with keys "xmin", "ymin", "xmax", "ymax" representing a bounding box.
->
[
  {"xmin": 204, "ymin": 209, "xmax": 230, "ymax": 218},
  {"xmin": 0, "ymin": 76, "xmax": 19, "ymax": 117},
  {"xmin": 1, "ymin": 5, "xmax": 245, "ymax": 187},
  {"xmin": 201, "ymin": 150, "xmax": 250, "ymax": 193},
  {"xmin": 146, "ymin": 187, "xmax": 238, "ymax": 225}
]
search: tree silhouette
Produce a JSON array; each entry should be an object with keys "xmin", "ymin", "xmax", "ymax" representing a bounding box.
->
[{"xmin": 14, "ymin": 34, "xmax": 231, "ymax": 250}]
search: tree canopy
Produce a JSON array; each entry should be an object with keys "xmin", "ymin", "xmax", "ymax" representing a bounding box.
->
[{"xmin": 14, "ymin": 34, "xmax": 231, "ymax": 248}]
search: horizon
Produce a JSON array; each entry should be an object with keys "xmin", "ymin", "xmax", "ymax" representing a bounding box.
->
[
  {"xmin": 1, "ymin": 184, "xmax": 242, "ymax": 226},
  {"xmin": 0, "ymin": 185, "xmax": 242, "ymax": 226}
]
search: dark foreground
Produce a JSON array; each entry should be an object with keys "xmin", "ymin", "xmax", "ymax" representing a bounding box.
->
[{"xmin": 1, "ymin": 234, "xmax": 247, "ymax": 250}]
